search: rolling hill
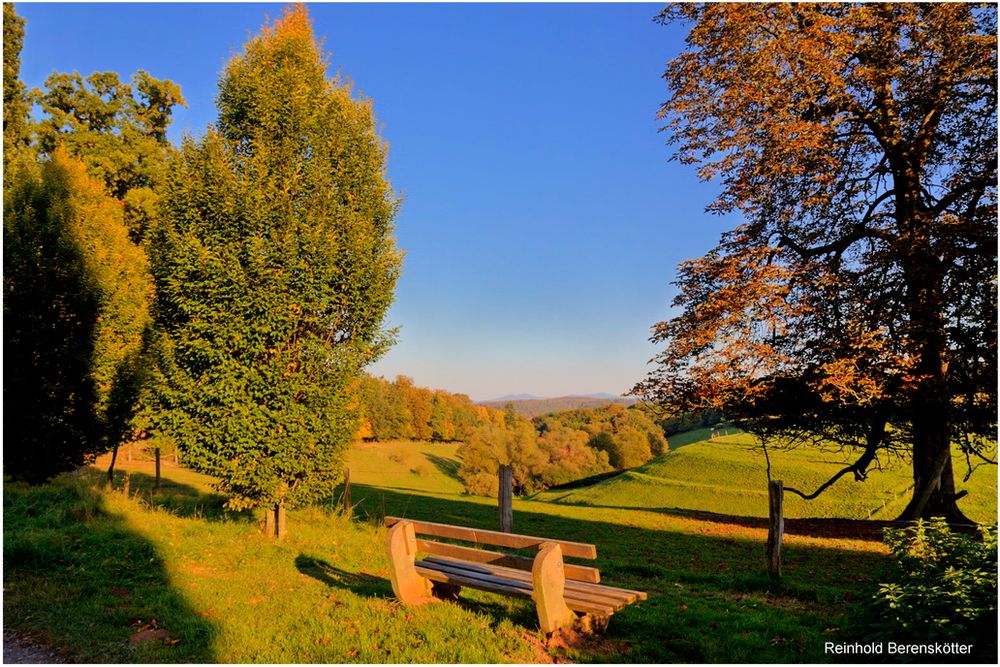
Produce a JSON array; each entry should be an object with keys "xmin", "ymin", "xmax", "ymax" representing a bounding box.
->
[{"xmin": 478, "ymin": 394, "xmax": 637, "ymax": 418}]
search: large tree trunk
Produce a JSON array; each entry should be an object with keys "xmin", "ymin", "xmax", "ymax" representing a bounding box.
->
[{"xmin": 894, "ymin": 191, "xmax": 971, "ymax": 525}]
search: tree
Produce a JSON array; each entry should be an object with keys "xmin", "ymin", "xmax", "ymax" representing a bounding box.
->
[
  {"xmin": 152, "ymin": 5, "xmax": 401, "ymax": 536},
  {"xmin": 3, "ymin": 3, "xmax": 30, "ymax": 181},
  {"xmin": 588, "ymin": 429, "xmax": 651, "ymax": 471},
  {"xmin": 31, "ymin": 69, "xmax": 185, "ymax": 239},
  {"xmin": 537, "ymin": 426, "xmax": 612, "ymax": 487},
  {"xmin": 636, "ymin": 4, "xmax": 996, "ymax": 522},
  {"xmin": 458, "ymin": 419, "xmax": 547, "ymax": 496},
  {"xmin": 4, "ymin": 149, "xmax": 153, "ymax": 482}
]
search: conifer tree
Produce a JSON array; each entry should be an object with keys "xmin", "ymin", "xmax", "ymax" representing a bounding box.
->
[{"xmin": 152, "ymin": 5, "xmax": 401, "ymax": 535}]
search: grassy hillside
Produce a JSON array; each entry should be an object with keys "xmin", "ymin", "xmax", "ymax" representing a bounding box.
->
[
  {"xmin": 533, "ymin": 432, "xmax": 997, "ymax": 523},
  {"xmin": 5, "ymin": 444, "xmax": 904, "ymax": 664}
]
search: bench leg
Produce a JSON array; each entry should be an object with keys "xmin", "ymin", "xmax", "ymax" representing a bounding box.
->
[
  {"xmin": 532, "ymin": 542, "xmax": 577, "ymax": 633},
  {"xmin": 430, "ymin": 581, "xmax": 462, "ymax": 601},
  {"xmin": 385, "ymin": 520, "xmax": 432, "ymax": 604}
]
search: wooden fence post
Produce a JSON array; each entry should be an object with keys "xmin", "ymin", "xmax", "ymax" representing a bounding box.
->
[
  {"xmin": 766, "ymin": 479, "xmax": 784, "ymax": 579},
  {"xmin": 154, "ymin": 447, "xmax": 161, "ymax": 492},
  {"xmin": 498, "ymin": 464, "xmax": 513, "ymax": 533},
  {"xmin": 343, "ymin": 466, "xmax": 352, "ymax": 518}
]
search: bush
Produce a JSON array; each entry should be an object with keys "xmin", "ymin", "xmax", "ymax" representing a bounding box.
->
[{"xmin": 868, "ymin": 518, "xmax": 997, "ymax": 661}]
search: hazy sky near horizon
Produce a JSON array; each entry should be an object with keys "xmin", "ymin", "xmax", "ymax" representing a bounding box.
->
[{"xmin": 17, "ymin": 2, "xmax": 742, "ymax": 401}]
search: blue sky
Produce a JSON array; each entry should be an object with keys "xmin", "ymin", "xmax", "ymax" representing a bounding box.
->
[{"xmin": 17, "ymin": 2, "xmax": 741, "ymax": 401}]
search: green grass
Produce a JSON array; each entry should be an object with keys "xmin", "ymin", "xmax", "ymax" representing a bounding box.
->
[
  {"xmin": 5, "ymin": 436, "xmax": 994, "ymax": 663},
  {"xmin": 533, "ymin": 433, "xmax": 997, "ymax": 524},
  {"xmin": 4, "ymin": 465, "xmax": 537, "ymax": 663}
]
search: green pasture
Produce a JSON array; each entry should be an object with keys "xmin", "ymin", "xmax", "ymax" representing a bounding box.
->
[
  {"xmin": 534, "ymin": 433, "xmax": 997, "ymax": 524},
  {"xmin": 5, "ymin": 444, "xmax": 894, "ymax": 664},
  {"xmin": 4, "ymin": 434, "xmax": 994, "ymax": 663}
]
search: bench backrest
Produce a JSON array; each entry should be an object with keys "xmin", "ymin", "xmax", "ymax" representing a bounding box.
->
[{"xmin": 384, "ymin": 516, "xmax": 601, "ymax": 583}]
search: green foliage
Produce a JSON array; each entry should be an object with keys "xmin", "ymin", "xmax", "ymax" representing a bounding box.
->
[
  {"xmin": 30, "ymin": 69, "xmax": 184, "ymax": 244},
  {"xmin": 354, "ymin": 374, "xmax": 503, "ymax": 443},
  {"xmin": 537, "ymin": 403, "xmax": 667, "ymax": 471},
  {"xmin": 151, "ymin": 6, "xmax": 400, "ymax": 517},
  {"xmin": 866, "ymin": 518, "xmax": 998, "ymax": 660},
  {"xmin": 4, "ymin": 149, "xmax": 154, "ymax": 482},
  {"xmin": 458, "ymin": 421, "xmax": 546, "ymax": 496},
  {"xmin": 536, "ymin": 426, "xmax": 611, "ymax": 487},
  {"xmin": 3, "ymin": 2, "xmax": 30, "ymax": 179}
]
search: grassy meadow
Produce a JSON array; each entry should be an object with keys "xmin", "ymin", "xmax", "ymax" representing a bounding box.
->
[
  {"xmin": 3, "ymin": 432, "xmax": 994, "ymax": 663},
  {"xmin": 533, "ymin": 431, "xmax": 997, "ymax": 524}
]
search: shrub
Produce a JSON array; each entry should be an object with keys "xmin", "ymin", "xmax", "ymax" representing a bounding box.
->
[{"xmin": 868, "ymin": 518, "xmax": 997, "ymax": 661}]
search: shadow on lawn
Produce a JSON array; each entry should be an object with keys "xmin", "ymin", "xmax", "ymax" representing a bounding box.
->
[
  {"xmin": 295, "ymin": 554, "xmax": 389, "ymax": 598},
  {"xmin": 424, "ymin": 453, "xmax": 462, "ymax": 482},
  {"xmin": 346, "ymin": 483, "xmax": 891, "ymax": 663},
  {"xmin": 3, "ymin": 472, "xmax": 217, "ymax": 662},
  {"xmin": 95, "ymin": 467, "xmax": 255, "ymax": 524}
]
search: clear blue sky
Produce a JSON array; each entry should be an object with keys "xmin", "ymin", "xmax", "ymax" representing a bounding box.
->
[{"xmin": 17, "ymin": 2, "xmax": 741, "ymax": 401}]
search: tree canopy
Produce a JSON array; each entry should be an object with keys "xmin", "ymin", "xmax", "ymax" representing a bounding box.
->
[
  {"xmin": 151, "ymin": 5, "xmax": 401, "ymax": 534},
  {"xmin": 636, "ymin": 3, "xmax": 997, "ymax": 522}
]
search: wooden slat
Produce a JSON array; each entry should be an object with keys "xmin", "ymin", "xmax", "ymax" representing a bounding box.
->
[
  {"xmin": 419, "ymin": 558, "xmax": 623, "ymax": 613},
  {"xmin": 385, "ymin": 516, "xmax": 597, "ymax": 559},
  {"xmin": 416, "ymin": 539, "xmax": 601, "ymax": 583},
  {"xmin": 415, "ymin": 561, "xmax": 613, "ymax": 616},
  {"xmin": 423, "ymin": 557, "xmax": 642, "ymax": 608},
  {"xmin": 416, "ymin": 563, "xmax": 532, "ymax": 599}
]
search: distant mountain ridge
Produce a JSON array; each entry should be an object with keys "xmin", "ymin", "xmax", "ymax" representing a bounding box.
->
[{"xmin": 478, "ymin": 393, "xmax": 637, "ymax": 418}]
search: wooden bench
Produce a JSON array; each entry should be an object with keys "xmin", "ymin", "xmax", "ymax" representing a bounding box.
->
[{"xmin": 383, "ymin": 516, "xmax": 646, "ymax": 633}]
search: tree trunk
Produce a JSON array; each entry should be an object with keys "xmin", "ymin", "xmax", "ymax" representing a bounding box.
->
[
  {"xmin": 262, "ymin": 503, "xmax": 287, "ymax": 538},
  {"xmin": 766, "ymin": 480, "xmax": 783, "ymax": 579},
  {"xmin": 154, "ymin": 447, "xmax": 161, "ymax": 492},
  {"xmin": 106, "ymin": 445, "xmax": 119, "ymax": 485},
  {"xmin": 276, "ymin": 504, "xmax": 286, "ymax": 539},
  {"xmin": 264, "ymin": 505, "xmax": 274, "ymax": 536},
  {"xmin": 893, "ymin": 189, "xmax": 970, "ymax": 525}
]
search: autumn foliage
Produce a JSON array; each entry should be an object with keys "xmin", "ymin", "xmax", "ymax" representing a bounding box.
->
[{"xmin": 637, "ymin": 3, "xmax": 997, "ymax": 521}]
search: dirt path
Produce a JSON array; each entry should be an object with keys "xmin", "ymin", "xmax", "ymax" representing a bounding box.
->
[{"xmin": 3, "ymin": 630, "xmax": 69, "ymax": 664}]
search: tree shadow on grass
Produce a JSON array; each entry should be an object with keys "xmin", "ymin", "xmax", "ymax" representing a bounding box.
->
[
  {"xmin": 294, "ymin": 554, "xmax": 390, "ymax": 598},
  {"xmin": 345, "ymin": 483, "xmax": 896, "ymax": 663},
  {"xmin": 86, "ymin": 466, "xmax": 255, "ymax": 524},
  {"xmin": 3, "ymin": 472, "xmax": 217, "ymax": 662},
  {"xmin": 424, "ymin": 453, "xmax": 462, "ymax": 482}
]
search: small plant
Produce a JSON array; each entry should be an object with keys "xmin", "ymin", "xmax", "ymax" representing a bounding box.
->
[
  {"xmin": 410, "ymin": 463, "xmax": 431, "ymax": 477},
  {"xmin": 868, "ymin": 517, "xmax": 997, "ymax": 660}
]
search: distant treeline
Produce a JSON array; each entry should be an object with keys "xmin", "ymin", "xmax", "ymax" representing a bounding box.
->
[
  {"xmin": 354, "ymin": 375, "xmax": 505, "ymax": 443},
  {"xmin": 353, "ymin": 375, "xmax": 672, "ymax": 495},
  {"xmin": 479, "ymin": 395, "xmax": 637, "ymax": 419}
]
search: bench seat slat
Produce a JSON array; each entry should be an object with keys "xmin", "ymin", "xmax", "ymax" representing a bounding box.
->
[
  {"xmin": 385, "ymin": 516, "xmax": 597, "ymax": 559},
  {"xmin": 415, "ymin": 561, "xmax": 614, "ymax": 616},
  {"xmin": 422, "ymin": 556, "xmax": 643, "ymax": 608},
  {"xmin": 416, "ymin": 539, "xmax": 601, "ymax": 583}
]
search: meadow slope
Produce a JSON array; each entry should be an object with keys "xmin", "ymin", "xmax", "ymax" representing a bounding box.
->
[
  {"xmin": 533, "ymin": 432, "xmax": 997, "ymax": 524},
  {"xmin": 1, "ymin": 439, "xmax": 910, "ymax": 663}
]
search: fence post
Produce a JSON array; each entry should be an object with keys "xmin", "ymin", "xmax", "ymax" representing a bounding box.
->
[
  {"xmin": 767, "ymin": 479, "xmax": 784, "ymax": 579},
  {"xmin": 498, "ymin": 464, "xmax": 513, "ymax": 533},
  {"xmin": 154, "ymin": 447, "xmax": 161, "ymax": 492},
  {"xmin": 343, "ymin": 466, "xmax": 352, "ymax": 518}
]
